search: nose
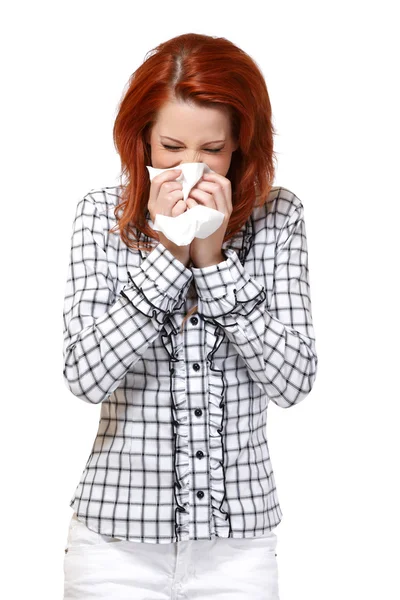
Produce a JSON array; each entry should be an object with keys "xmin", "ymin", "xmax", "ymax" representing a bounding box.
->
[
  {"xmin": 181, "ymin": 151, "xmax": 202, "ymax": 164},
  {"xmin": 179, "ymin": 161, "xmax": 203, "ymax": 168}
]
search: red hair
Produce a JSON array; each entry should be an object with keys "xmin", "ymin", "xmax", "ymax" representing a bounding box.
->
[{"xmin": 110, "ymin": 32, "xmax": 277, "ymax": 330}]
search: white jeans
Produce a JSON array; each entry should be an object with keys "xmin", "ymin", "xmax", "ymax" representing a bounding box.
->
[{"xmin": 63, "ymin": 512, "xmax": 280, "ymax": 599}]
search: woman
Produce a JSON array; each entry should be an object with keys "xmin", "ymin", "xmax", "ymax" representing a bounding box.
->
[{"xmin": 62, "ymin": 32, "xmax": 318, "ymax": 600}]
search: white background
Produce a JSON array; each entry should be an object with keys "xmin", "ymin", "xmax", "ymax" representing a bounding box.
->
[{"xmin": 1, "ymin": 1, "xmax": 399, "ymax": 598}]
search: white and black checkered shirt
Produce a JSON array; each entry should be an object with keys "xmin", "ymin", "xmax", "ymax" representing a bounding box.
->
[{"xmin": 63, "ymin": 184, "xmax": 318, "ymax": 544}]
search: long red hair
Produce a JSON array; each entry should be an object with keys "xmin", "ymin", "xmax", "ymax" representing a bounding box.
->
[{"xmin": 109, "ymin": 33, "xmax": 277, "ymax": 330}]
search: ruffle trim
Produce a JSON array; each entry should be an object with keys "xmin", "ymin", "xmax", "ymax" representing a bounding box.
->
[
  {"xmin": 161, "ymin": 315, "xmax": 190, "ymax": 540},
  {"xmin": 198, "ymin": 285, "xmax": 267, "ymax": 338},
  {"xmin": 160, "ymin": 314, "xmax": 234, "ymax": 539},
  {"xmin": 143, "ymin": 218, "xmax": 255, "ymax": 540},
  {"xmin": 121, "ymin": 267, "xmax": 191, "ymax": 326},
  {"xmin": 205, "ymin": 319, "xmax": 233, "ymax": 537}
]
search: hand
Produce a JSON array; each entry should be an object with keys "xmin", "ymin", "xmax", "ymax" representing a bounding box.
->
[
  {"xmin": 185, "ymin": 172, "xmax": 232, "ymax": 268},
  {"xmin": 147, "ymin": 168, "xmax": 190, "ymax": 266}
]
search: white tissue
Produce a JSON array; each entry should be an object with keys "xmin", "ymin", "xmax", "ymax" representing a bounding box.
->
[{"xmin": 145, "ymin": 162, "xmax": 225, "ymax": 246}]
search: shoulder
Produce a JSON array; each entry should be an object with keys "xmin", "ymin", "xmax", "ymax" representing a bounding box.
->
[
  {"xmin": 72, "ymin": 185, "xmax": 123, "ymax": 240},
  {"xmin": 70, "ymin": 186, "xmax": 123, "ymax": 253},
  {"xmin": 251, "ymin": 186, "xmax": 305, "ymax": 236},
  {"xmin": 76, "ymin": 185, "xmax": 122, "ymax": 217}
]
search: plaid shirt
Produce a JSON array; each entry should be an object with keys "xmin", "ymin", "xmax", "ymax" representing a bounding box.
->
[{"xmin": 63, "ymin": 185, "xmax": 318, "ymax": 544}]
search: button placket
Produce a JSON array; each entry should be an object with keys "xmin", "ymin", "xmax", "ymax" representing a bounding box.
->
[{"xmin": 184, "ymin": 305, "xmax": 210, "ymax": 539}]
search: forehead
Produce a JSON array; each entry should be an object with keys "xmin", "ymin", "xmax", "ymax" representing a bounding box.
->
[{"xmin": 154, "ymin": 98, "xmax": 231, "ymax": 138}]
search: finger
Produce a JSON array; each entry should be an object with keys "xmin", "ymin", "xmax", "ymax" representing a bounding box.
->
[
  {"xmin": 185, "ymin": 197, "xmax": 198, "ymax": 209},
  {"xmin": 162, "ymin": 189, "xmax": 186, "ymax": 216},
  {"xmin": 153, "ymin": 168, "xmax": 182, "ymax": 183},
  {"xmin": 171, "ymin": 199, "xmax": 187, "ymax": 217},
  {"xmin": 150, "ymin": 169, "xmax": 182, "ymax": 199},
  {"xmin": 200, "ymin": 176, "xmax": 232, "ymax": 214},
  {"xmin": 199, "ymin": 173, "xmax": 232, "ymax": 214},
  {"xmin": 187, "ymin": 188, "xmax": 216, "ymax": 210}
]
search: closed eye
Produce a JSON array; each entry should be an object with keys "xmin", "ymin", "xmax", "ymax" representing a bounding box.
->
[{"xmin": 162, "ymin": 144, "xmax": 223, "ymax": 153}]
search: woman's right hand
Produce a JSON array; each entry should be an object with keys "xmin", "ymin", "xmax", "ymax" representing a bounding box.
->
[{"xmin": 148, "ymin": 168, "xmax": 190, "ymax": 266}]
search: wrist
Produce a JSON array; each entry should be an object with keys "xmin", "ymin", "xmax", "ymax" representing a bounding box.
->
[
  {"xmin": 157, "ymin": 239, "xmax": 190, "ymax": 268},
  {"xmin": 191, "ymin": 252, "xmax": 226, "ymax": 269},
  {"xmin": 170, "ymin": 248, "xmax": 191, "ymax": 268}
]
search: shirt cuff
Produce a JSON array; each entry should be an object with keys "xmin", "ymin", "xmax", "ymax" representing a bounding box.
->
[
  {"xmin": 191, "ymin": 248, "xmax": 264, "ymax": 319},
  {"xmin": 122, "ymin": 242, "xmax": 193, "ymax": 319}
]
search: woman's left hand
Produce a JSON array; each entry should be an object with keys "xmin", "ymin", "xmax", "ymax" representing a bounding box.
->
[{"xmin": 186, "ymin": 172, "xmax": 232, "ymax": 268}]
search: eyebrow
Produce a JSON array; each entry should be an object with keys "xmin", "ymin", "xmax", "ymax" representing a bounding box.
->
[{"xmin": 160, "ymin": 135, "xmax": 225, "ymax": 144}]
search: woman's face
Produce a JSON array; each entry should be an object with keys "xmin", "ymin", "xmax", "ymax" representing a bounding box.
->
[{"xmin": 146, "ymin": 97, "xmax": 238, "ymax": 176}]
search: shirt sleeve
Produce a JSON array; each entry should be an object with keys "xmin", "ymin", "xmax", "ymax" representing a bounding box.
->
[
  {"xmin": 190, "ymin": 202, "xmax": 318, "ymax": 409},
  {"xmin": 62, "ymin": 195, "xmax": 193, "ymax": 405}
]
